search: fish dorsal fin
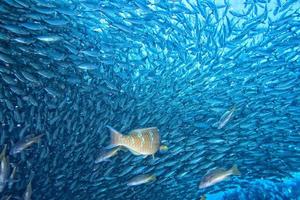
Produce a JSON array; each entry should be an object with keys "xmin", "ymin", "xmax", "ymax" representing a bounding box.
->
[
  {"xmin": 118, "ymin": 147, "xmax": 128, "ymax": 152},
  {"xmin": 129, "ymin": 127, "xmax": 158, "ymax": 135},
  {"xmin": 128, "ymin": 129, "xmax": 140, "ymax": 135}
]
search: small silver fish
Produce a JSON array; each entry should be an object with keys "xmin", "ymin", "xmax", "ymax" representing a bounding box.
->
[
  {"xmin": 217, "ymin": 106, "xmax": 236, "ymax": 129},
  {"xmin": 127, "ymin": 174, "xmax": 156, "ymax": 186},
  {"xmin": 10, "ymin": 134, "xmax": 44, "ymax": 155},
  {"xmin": 0, "ymin": 145, "xmax": 9, "ymax": 193},
  {"xmin": 199, "ymin": 164, "xmax": 240, "ymax": 189},
  {"xmin": 1, "ymin": 195, "xmax": 12, "ymax": 200},
  {"xmin": 94, "ymin": 147, "xmax": 120, "ymax": 163},
  {"xmin": 36, "ymin": 35, "xmax": 61, "ymax": 42},
  {"xmin": 77, "ymin": 63, "xmax": 97, "ymax": 70},
  {"xmin": 23, "ymin": 177, "xmax": 33, "ymax": 200},
  {"xmin": 8, "ymin": 165, "xmax": 16, "ymax": 189}
]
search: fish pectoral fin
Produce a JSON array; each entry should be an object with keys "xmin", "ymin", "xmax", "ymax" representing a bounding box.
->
[
  {"xmin": 119, "ymin": 147, "xmax": 128, "ymax": 152},
  {"xmin": 129, "ymin": 149, "xmax": 142, "ymax": 156}
]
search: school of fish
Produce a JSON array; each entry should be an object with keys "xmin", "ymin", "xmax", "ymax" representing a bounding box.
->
[{"xmin": 0, "ymin": 0, "xmax": 300, "ymax": 199}]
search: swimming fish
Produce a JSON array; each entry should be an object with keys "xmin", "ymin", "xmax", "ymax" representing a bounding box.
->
[
  {"xmin": 94, "ymin": 147, "xmax": 120, "ymax": 163},
  {"xmin": 1, "ymin": 195, "xmax": 12, "ymax": 200},
  {"xmin": 23, "ymin": 177, "xmax": 33, "ymax": 200},
  {"xmin": 10, "ymin": 134, "xmax": 44, "ymax": 155},
  {"xmin": 199, "ymin": 164, "xmax": 240, "ymax": 189},
  {"xmin": 77, "ymin": 63, "xmax": 98, "ymax": 70},
  {"xmin": 217, "ymin": 106, "xmax": 236, "ymax": 129},
  {"xmin": 127, "ymin": 174, "xmax": 156, "ymax": 186},
  {"xmin": 107, "ymin": 126, "xmax": 160, "ymax": 156},
  {"xmin": 8, "ymin": 164, "xmax": 16, "ymax": 189},
  {"xmin": 0, "ymin": 145, "xmax": 9, "ymax": 193},
  {"xmin": 36, "ymin": 35, "xmax": 61, "ymax": 42}
]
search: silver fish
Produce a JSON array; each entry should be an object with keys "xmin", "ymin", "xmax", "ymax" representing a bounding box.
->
[
  {"xmin": 10, "ymin": 134, "xmax": 44, "ymax": 155},
  {"xmin": 127, "ymin": 174, "xmax": 156, "ymax": 186},
  {"xmin": 217, "ymin": 106, "xmax": 236, "ymax": 129}
]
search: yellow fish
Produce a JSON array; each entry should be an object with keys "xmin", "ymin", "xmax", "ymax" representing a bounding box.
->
[
  {"xmin": 159, "ymin": 145, "xmax": 168, "ymax": 152},
  {"xmin": 107, "ymin": 126, "xmax": 160, "ymax": 156}
]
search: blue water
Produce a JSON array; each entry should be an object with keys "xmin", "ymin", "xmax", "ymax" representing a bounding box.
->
[{"xmin": 0, "ymin": 0, "xmax": 300, "ymax": 199}]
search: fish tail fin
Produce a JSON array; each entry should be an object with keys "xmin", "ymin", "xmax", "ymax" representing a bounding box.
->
[
  {"xmin": 200, "ymin": 194, "xmax": 206, "ymax": 200},
  {"xmin": 28, "ymin": 173, "xmax": 34, "ymax": 185},
  {"xmin": 150, "ymin": 175, "xmax": 157, "ymax": 182},
  {"xmin": 0, "ymin": 144, "xmax": 7, "ymax": 159},
  {"xmin": 106, "ymin": 125, "xmax": 123, "ymax": 147},
  {"xmin": 231, "ymin": 105, "xmax": 236, "ymax": 112},
  {"xmin": 231, "ymin": 164, "xmax": 241, "ymax": 176}
]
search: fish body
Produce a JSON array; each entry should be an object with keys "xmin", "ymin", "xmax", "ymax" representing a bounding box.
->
[
  {"xmin": 8, "ymin": 165, "xmax": 16, "ymax": 189},
  {"xmin": 127, "ymin": 174, "xmax": 156, "ymax": 186},
  {"xmin": 10, "ymin": 134, "xmax": 44, "ymax": 155},
  {"xmin": 36, "ymin": 35, "xmax": 61, "ymax": 42},
  {"xmin": 77, "ymin": 63, "xmax": 98, "ymax": 70},
  {"xmin": 217, "ymin": 106, "xmax": 236, "ymax": 129},
  {"xmin": 0, "ymin": 145, "xmax": 9, "ymax": 193},
  {"xmin": 108, "ymin": 126, "xmax": 160, "ymax": 156},
  {"xmin": 199, "ymin": 164, "xmax": 240, "ymax": 189},
  {"xmin": 1, "ymin": 195, "xmax": 12, "ymax": 200},
  {"xmin": 23, "ymin": 178, "xmax": 32, "ymax": 200},
  {"xmin": 94, "ymin": 147, "xmax": 120, "ymax": 163}
]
